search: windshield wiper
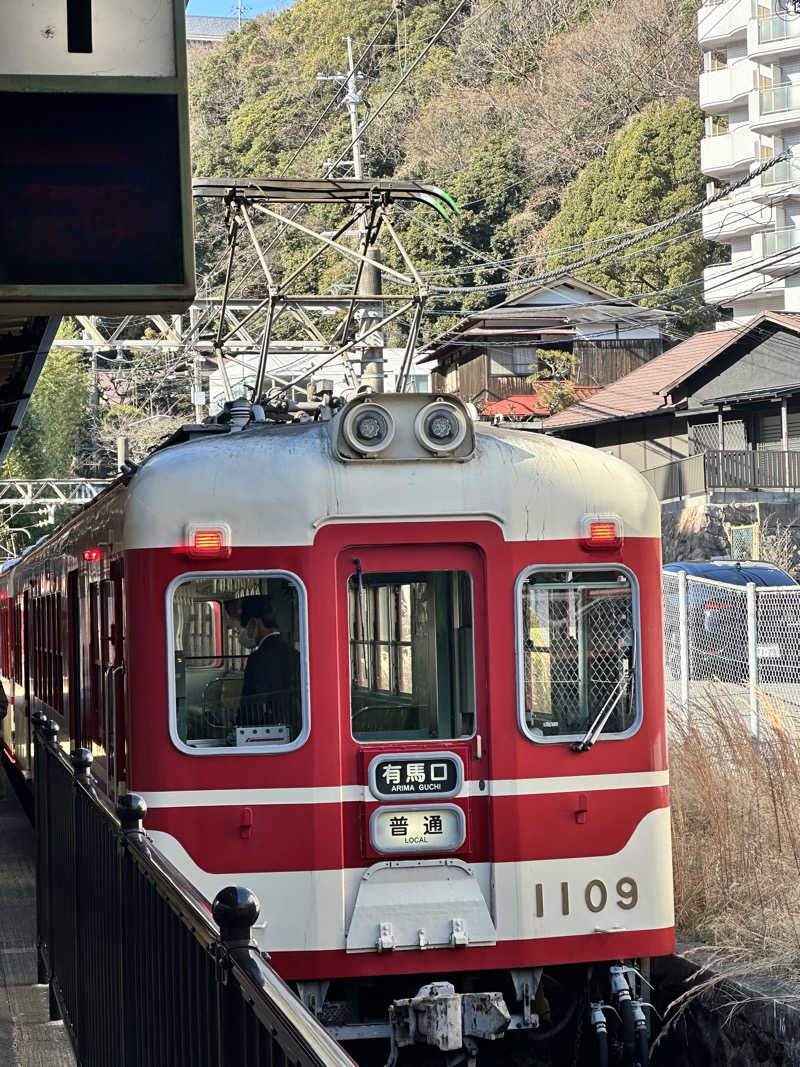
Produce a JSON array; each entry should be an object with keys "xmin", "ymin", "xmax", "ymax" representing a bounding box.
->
[{"xmin": 571, "ymin": 674, "xmax": 632, "ymax": 753}]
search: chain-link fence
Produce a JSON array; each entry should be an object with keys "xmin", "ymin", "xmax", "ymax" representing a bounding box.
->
[{"xmin": 663, "ymin": 570, "xmax": 800, "ymax": 735}]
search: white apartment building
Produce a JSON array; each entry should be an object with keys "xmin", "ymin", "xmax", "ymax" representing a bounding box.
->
[{"xmin": 699, "ymin": 0, "xmax": 800, "ymax": 323}]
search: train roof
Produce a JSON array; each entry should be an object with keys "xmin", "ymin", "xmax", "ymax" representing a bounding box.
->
[
  {"xmin": 119, "ymin": 406, "xmax": 659, "ymax": 550},
  {"xmin": 0, "ymin": 396, "xmax": 660, "ymax": 573}
]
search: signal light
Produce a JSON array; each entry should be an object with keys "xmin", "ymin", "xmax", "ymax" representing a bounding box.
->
[
  {"xmin": 184, "ymin": 524, "xmax": 231, "ymax": 559},
  {"xmin": 83, "ymin": 548, "xmax": 101, "ymax": 562},
  {"xmin": 580, "ymin": 515, "xmax": 622, "ymax": 550}
]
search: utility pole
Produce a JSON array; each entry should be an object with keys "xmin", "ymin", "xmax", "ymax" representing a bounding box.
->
[
  {"xmin": 319, "ymin": 39, "xmax": 384, "ymax": 392},
  {"xmin": 192, "ymin": 350, "xmax": 204, "ymax": 423}
]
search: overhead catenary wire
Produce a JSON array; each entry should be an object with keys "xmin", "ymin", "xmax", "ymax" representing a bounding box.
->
[
  {"xmin": 324, "ymin": 0, "xmax": 470, "ymax": 175},
  {"xmin": 426, "ymin": 152, "xmax": 794, "ymax": 298}
]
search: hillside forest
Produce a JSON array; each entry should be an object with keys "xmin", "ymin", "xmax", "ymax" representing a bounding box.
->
[{"xmin": 3, "ymin": 0, "xmax": 711, "ymax": 544}]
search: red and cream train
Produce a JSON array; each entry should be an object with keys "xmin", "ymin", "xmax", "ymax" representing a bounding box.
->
[{"xmin": 0, "ymin": 391, "xmax": 673, "ymax": 1064}]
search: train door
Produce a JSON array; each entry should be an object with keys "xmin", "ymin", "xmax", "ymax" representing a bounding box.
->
[
  {"xmin": 19, "ymin": 590, "xmax": 31, "ymax": 773},
  {"xmin": 339, "ymin": 542, "xmax": 496, "ymax": 952},
  {"xmin": 109, "ymin": 562, "xmax": 127, "ymax": 795},
  {"xmin": 67, "ymin": 570, "xmax": 81, "ymax": 748},
  {"xmin": 97, "ymin": 574, "xmax": 125, "ymax": 803}
]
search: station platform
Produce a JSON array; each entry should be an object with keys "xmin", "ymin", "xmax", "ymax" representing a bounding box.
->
[{"xmin": 0, "ymin": 766, "xmax": 75, "ymax": 1067}]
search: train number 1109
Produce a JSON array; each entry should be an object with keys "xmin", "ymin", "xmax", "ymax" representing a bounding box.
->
[{"xmin": 534, "ymin": 877, "xmax": 639, "ymax": 917}]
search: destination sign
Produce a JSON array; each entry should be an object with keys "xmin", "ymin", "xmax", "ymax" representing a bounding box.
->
[
  {"xmin": 370, "ymin": 804, "xmax": 465, "ymax": 854},
  {"xmin": 368, "ymin": 752, "xmax": 463, "ymax": 800}
]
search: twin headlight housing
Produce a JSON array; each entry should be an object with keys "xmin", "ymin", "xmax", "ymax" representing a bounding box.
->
[{"xmin": 338, "ymin": 395, "xmax": 473, "ymax": 461}]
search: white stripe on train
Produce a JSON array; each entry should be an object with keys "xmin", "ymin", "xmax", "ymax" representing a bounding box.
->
[
  {"xmin": 139, "ymin": 770, "xmax": 669, "ymax": 809},
  {"xmin": 146, "ymin": 808, "xmax": 673, "ymax": 954}
]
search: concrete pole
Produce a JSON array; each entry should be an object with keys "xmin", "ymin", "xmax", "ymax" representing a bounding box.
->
[
  {"xmin": 343, "ymin": 37, "xmax": 384, "ymax": 391},
  {"xmin": 192, "ymin": 351, "xmax": 204, "ymax": 423}
]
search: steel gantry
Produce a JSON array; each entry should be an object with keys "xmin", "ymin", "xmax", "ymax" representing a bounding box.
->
[
  {"xmin": 191, "ymin": 178, "xmax": 459, "ymax": 402},
  {"xmin": 0, "ymin": 478, "xmax": 111, "ymax": 523}
]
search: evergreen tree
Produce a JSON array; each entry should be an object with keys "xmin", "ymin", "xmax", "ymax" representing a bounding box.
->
[
  {"xmin": 3, "ymin": 320, "xmax": 89, "ymax": 480},
  {"xmin": 546, "ymin": 100, "xmax": 722, "ymax": 312}
]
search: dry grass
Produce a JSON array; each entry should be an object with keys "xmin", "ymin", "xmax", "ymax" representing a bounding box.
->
[{"xmin": 670, "ymin": 689, "xmax": 800, "ymax": 973}]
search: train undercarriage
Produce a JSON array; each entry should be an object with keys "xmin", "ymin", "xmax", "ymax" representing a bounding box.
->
[{"xmin": 295, "ymin": 960, "xmax": 653, "ymax": 1067}]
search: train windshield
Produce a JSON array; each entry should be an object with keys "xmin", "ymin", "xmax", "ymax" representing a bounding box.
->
[
  {"xmin": 519, "ymin": 568, "xmax": 639, "ymax": 742},
  {"xmin": 348, "ymin": 570, "xmax": 475, "ymax": 742},
  {"xmin": 170, "ymin": 574, "xmax": 305, "ymax": 751}
]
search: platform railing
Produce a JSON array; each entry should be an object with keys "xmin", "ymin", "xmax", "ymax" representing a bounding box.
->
[{"xmin": 32, "ymin": 712, "xmax": 355, "ymax": 1067}]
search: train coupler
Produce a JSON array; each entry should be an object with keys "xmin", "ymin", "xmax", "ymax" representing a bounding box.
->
[{"xmin": 386, "ymin": 981, "xmax": 510, "ymax": 1064}]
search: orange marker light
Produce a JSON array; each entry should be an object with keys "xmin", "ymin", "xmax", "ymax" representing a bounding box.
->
[
  {"xmin": 185, "ymin": 526, "xmax": 231, "ymax": 559},
  {"xmin": 580, "ymin": 516, "xmax": 622, "ymax": 551},
  {"xmin": 589, "ymin": 522, "xmax": 618, "ymax": 543},
  {"xmin": 193, "ymin": 530, "xmax": 223, "ymax": 553}
]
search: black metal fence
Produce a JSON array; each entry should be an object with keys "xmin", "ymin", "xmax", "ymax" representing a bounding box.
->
[
  {"xmin": 643, "ymin": 449, "xmax": 800, "ymax": 501},
  {"xmin": 32, "ymin": 712, "xmax": 356, "ymax": 1067}
]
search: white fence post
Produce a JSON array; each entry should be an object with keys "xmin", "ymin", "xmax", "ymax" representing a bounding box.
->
[
  {"xmin": 747, "ymin": 581, "xmax": 759, "ymax": 740},
  {"xmin": 678, "ymin": 570, "xmax": 690, "ymax": 717}
]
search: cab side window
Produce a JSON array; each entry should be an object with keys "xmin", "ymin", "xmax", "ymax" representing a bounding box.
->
[
  {"xmin": 170, "ymin": 574, "xmax": 306, "ymax": 752},
  {"xmin": 519, "ymin": 567, "xmax": 639, "ymax": 742}
]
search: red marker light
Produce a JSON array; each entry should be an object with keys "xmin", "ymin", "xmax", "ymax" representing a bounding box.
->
[{"xmin": 83, "ymin": 548, "xmax": 101, "ymax": 562}]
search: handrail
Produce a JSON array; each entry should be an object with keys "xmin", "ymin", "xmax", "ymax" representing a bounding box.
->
[{"xmin": 33, "ymin": 713, "xmax": 357, "ymax": 1067}]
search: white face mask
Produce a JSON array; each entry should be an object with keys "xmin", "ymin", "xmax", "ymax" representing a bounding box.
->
[{"xmin": 238, "ymin": 625, "xmax": 258, "ymax": 650}]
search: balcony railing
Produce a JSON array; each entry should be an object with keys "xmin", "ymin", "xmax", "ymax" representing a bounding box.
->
[
  {"xmin": 758, "ymin": 13, "xmax": 800, "ymax": 45},
  {"xmin": 761, "ymin": 159, "xmax": 800, "ymax": 186},
  {"xmin": 759, "ymin": 82, "xmax": 800, "ymax": 114},
  {"xmin": 643, "ymin": 450, "xmax": 800, "ymax": 501},
  {"xmin": 763, "ymin": 225, "xmax": 800, "ymax": 257}
]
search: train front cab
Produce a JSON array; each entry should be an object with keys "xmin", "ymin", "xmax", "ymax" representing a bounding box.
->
[{"xmin": 138, "ymin": 505, "xmax": 671, "ymax": 1060}]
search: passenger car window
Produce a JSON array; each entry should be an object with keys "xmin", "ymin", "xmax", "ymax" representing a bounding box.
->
[
  {"xmin": 518, "ymin": 568, "xmax": 638, "ymax": 742},
  {"xmin": 170, "ymin": 574, "xmax": 305, "ymax": 752},
  {"xmin": 349, "ymin": 569, "xmax": 475, "ymax": 742}
]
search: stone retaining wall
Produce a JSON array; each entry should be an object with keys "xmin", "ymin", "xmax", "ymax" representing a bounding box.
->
[{"xmin": 652, "ymin": 953, "xmax": 800, "ymax": 1066}]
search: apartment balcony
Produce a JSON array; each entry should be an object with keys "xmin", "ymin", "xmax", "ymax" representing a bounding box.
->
[
  {"xmin": 750, "ymin": 82, "xmax": 800, "ymax": 133},
  {"xmin": 644, "ymin": 450, "xmax": 800, "ymax": 502},
  {"xmin": 699, "ymin": 62, "xmax": 754, "ymax": 113},
  {"xmin": 702, "ymin": 193, "xmax": 771, "ymax": 240},
  {"xmin": 703, "ymin": 261, "xmax": 784, "ymax": 303},
  {"xmin": 700, "ymin": 127, "xmax": 757, "ymax": 177},
  {"xmin": 755, "ymin": 226, "xmax": 800, "ymax": 274},
  {"xmin": 748, "ymin": 13, "xmax": 800, "ymax": 63},
  {"xmin": 698, "ymin": 0, "xmax": 749, "ymax": 48},
  {"xmin": 751, "ymin": 159, "xmax": 800, "ymax": 202}
]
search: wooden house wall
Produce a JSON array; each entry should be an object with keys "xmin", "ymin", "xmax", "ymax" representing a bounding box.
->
[
  {"xmin": 431, "ymin": 339, "xmax": 663, "ymax": 399},
  {"xmin": 584, "ymin": 414, "xmax": 688, "ymax": 473},
  {"xmin": 573, "ymin": 339, "xmax": 663, "ymax": 387}
]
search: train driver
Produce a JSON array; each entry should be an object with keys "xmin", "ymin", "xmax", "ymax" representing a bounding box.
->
[{"xmin": 236, "ymin": 595, "xmax": 301, "ymax": 733}]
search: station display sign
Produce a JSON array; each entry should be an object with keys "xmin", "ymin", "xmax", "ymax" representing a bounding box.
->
[
  {"xmin": 368, "ymin": 752, "xmax": 463, "ymax": 800},
  {"xmin": 369, "ymin": 804, "xmax": 466, "ymax": 855},
  {"xmin": 0, "ymin": 1, "xmax": 195, "ymax": 313}
]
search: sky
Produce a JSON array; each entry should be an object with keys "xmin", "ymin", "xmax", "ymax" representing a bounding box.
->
[{"xmin": 186, "ymin": 1, "xmax": 291, "ymax": 15}]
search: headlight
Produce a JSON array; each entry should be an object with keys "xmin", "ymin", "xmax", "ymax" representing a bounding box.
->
[
  {"xmin": 342, "ymin": 403, "xmax": 395, "ymax": 455},
  {"xmin": 414, "ymin": 400, "xmax": 468, "ymax": 454}
]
